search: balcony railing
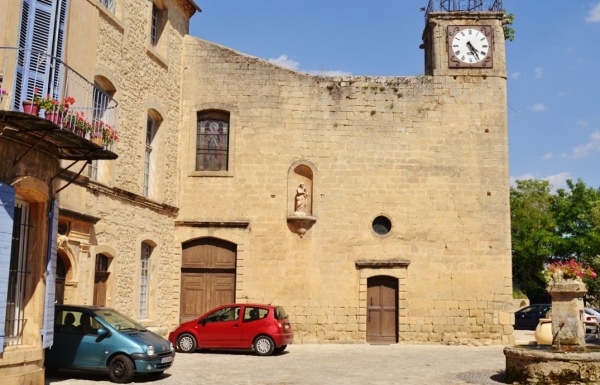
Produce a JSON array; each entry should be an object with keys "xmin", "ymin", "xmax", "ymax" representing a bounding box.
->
[
  {"xmin": 0, "ymin": 47, "xmax": 118, "ymax": 150},
  {"xmin": 425, "ymin": 0, "xmax": 503, "ymax": 21}
]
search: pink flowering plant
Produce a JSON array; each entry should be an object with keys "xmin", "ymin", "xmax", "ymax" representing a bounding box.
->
[
  {"xmin": 544, "ymin": 259, "xmax": 598, "ymax": 282},
  {"xmin": 33, "ymin": 89, "xmax": 75, "ymax": 113}
]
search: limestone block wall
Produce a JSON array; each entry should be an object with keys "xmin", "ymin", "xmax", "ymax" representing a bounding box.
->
[
  {"xmin": 177, "ymin": 36, "xmax": 512, "ymax": 344},
  {"xmin": 55, "ymin": 0, "xmax": 190, "ymax": 331},
  {"xmin": 93, "ymin": 0, "xmax": 187, "ymax": 205}
]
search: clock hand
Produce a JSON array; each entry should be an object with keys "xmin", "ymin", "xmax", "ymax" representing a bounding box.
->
[{"xmin": 466, "ymin": 41, "xmax": 480, "ymax": 61}]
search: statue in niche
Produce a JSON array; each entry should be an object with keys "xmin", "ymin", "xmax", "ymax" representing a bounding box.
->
[{"xmin": 294, "ymin": 183, "xmax": 308, "ymax": 216}]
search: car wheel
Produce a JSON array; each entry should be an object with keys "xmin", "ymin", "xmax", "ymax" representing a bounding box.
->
[
  {"xmin": 108, "ymin": 354, "xmax": 135, "ymax": 383},
  {"xmin": 273, "ymin": 345, "xmax": 287, "ymax": 354},
  {"xmin": 253, "ymin": 336, "xmax": 275, "ymax": 356},
  {"xmin": 177, "ymin": 333, "xmax": 197, "ymax": 353}
]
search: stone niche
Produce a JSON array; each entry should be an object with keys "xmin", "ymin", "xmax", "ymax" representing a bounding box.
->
[{"xmin": 287, "ymin": 163, "xmax": 316, "ymax": 237}]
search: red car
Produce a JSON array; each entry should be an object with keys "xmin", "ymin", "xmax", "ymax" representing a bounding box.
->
[{"xmin": 168, "ymin": 304, "xmax": 293, "ymax": 356}]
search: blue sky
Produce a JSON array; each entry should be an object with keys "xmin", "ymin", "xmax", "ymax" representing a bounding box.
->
[{"xmin": 189, "ymin": 1, "xmax": 600, "ymax": 191}]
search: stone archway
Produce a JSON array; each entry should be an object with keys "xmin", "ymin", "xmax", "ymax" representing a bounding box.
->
[{"xmin": 180, "ymin": 237, "xmax": 237, "ymax": 324}]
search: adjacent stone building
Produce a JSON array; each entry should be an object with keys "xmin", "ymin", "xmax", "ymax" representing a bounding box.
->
[{"xmin": 0, "ymin": 0, "xmax": 512, "ymax": 383}]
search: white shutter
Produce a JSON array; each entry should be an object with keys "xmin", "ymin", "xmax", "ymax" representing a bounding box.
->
[
  {"xmin": 41, "ymin": 199, "xmax": 58, "ymax": 348},
  {"xmin": 0, "ymin": 184, "xmax": 16, "ymax": 353},
  {"xmin": 14, "ymin": 0, "xmax": 68, "ymax": 109}
]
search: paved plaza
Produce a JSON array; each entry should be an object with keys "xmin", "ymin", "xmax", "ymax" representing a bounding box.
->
[{"xmin": 45, "ymin": 331, "xmax": 535, "ymax": 385}]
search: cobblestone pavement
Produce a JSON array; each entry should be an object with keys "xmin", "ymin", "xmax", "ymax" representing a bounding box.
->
[
  {"xmin": 44, "ymin": 331, "xmax": 537, "ymax": 385},
  {"xmin": 45, "ymin": 343, "xmax": 517, "ymax": 385}
]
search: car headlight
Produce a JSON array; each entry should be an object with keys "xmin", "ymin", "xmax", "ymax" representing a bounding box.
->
[
  {"xmin": 146, "ymin": 345, "xmax": 155, "ymax": 356},
  {"xmin": 169, "ymin": 341, "xmax": 175, "ymax": 352}
]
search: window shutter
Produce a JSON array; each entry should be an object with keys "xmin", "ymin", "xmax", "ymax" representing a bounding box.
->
[
  {"xmin": 14, "ymin": 0, "xmax": 68, "ymax": 109},
  {"xmin": 0, "ymin": 184, "xmax": 16, "ymax": 353},
  {"xmin": 41, "ymin": 198, "xmax": 58, "ymax": 348},
  {"xmin": 50, "ymin": 0, "xmax": 68, "ymax": 97}
]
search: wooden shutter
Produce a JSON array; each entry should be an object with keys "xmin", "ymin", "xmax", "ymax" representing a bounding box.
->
[
  {"xmin": 14, "ymin": 0, "xmax": 68, "ymax": 109},
  {"xmin": 41, "ymin": 199, "xmax": 58, "ymax": 348},
  {"xmin": 0, "ymin": 184, "xmax": 16, "ymax": 353}
]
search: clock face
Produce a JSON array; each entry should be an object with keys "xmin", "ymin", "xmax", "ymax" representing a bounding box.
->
[{"xmin": 447, "ymin": 26, "xmax": 493, "ymax": 68}]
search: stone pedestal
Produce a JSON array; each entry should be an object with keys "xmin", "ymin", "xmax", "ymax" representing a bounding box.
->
[
  {"xmin": 505, "ymin": 279, "xmax": 597, "ymax": 384},
  {"xmin": 547, "ymin": 280, "xmax": 587, "ymax": 349}
]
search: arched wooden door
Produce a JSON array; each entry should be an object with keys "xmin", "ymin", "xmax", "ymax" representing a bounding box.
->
[
  {"xmin": 180, "ymin": 238, "xmax": 236, "ymax": 324},
  {"xmin": 366, "ymin": 276, "xmax": 398, "ymax": 344}
]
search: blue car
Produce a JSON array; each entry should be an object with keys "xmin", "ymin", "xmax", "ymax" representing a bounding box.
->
[
  {"xmin": 514, "ymin": 304, "xmax": 552, "ymax": 330},
  {"xmin": 45, "ymin": 305, "xmax": 175, "ymax": 383}
]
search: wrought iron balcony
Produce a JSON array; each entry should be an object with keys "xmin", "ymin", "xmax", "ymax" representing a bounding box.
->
[
  {"xmin": 0, "ymin": 47, "xmax": 118, "ymax": 160},
  {"xmin": 425, "ymin": 0, "xmax": 503, "ymax": 21}
]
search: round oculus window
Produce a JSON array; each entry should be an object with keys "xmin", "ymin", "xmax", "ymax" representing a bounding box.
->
[{"xmin": 372, "ymin": 216, "xmax": 392, "ymax": 235}]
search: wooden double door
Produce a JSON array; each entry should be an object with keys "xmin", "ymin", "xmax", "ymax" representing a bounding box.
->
[
  {"xmin": 179, "ymin": 238, "xmax": 236, "ymax": 324},
  {"xmin": 366, "ymin": 276, "xmax": 398, "ymax": 344}
]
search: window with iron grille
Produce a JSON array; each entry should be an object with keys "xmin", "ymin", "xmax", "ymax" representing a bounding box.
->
[
  {"xmin": 150, "ymin": 3, "xmax": 167, "ymax": 48},
  {"xmin": 4, "ymin": 198, "xmax": 30, "ymax": 348},
  {"xmin": 196, "ymin": 111, "xmax": 230, "ymax": 172},
  {"xmin": 96, "ymin": 254, "xmax": 109, "ymax": 272},
  {"xmin": 138, "ymin": 243, "xmax": 152, "ymax": 319},
  {"xmin": 151, "ymin": 4, "xmax": 158, "ymax": 46}
]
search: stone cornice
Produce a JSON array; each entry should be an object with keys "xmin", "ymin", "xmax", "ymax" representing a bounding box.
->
[
  {"xmin": 57, "ymin": 170, "xmax": 179, "ymax": 217},
  {"xmin": 174, "ymin": 221, "xmax": 250, "ymax": 229},
  {"xmin": 355, "ymin": 259, "xmax": 411, "ymax": 269},
  {"xmin": 174, "ymin": 0, "xmax": 201, "ymax": 19}
]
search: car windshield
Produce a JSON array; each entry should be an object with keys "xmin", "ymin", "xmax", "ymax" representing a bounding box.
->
[{"xmin": 93, "ymin": 308, "xmax": 146, "ymax": 332}]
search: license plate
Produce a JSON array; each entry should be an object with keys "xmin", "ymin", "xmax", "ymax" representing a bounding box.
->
[{"xmin": 160, "ymin": 356, "xmax": 173, "ymax": 364}]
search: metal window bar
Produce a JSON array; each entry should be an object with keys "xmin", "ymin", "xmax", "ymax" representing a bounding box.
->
[
  {"xmin": 196, "ymin": 118, "xmax": 229, "ymax": 171},
  {"xmin": 99, "ymin": 0, "xmax": 116, "ymax": 14},
  {"xmin": 3, "ymin": 318, "xmax": 27, "ymax": 346},
  {"xmin": 4, "ymin": 200, "xmax": 31, "ymax": 347},
  {"xmin": 96, "ymin": 254, "xmax": 109, "ymax": 272},
  {"xmin": 151, "ymin": 4, "xmax": 158, "ymax": 47},
  {"xmin": 0, "ymin": 47, "xmax": 119, "ymax": 149}
]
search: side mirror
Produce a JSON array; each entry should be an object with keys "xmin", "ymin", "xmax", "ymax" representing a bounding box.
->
[
  {"xmin": 97, "ymin": 328, "xmax": 110, "ymax": 336},
  {"xmin": 200, "ymin": 318, "xmax": 207, "ymax": 326}
]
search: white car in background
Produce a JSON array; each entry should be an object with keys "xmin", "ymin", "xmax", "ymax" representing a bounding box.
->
[{"xmin": 584, "ymin": 307, "xmax": 600, "ymax": 333}]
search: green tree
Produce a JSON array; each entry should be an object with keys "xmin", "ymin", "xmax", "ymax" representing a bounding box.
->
[
  {"xmin": 551, "ymin": 179, "xmax": 600, "ymax": 303},
  {"xmin": 510, "ymin": 179, "xmax": 556, "ymax": 302}
]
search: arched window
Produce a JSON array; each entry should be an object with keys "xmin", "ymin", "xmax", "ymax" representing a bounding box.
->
[
  {"xmin": 88, "ymin": 76, "xmax": 117, "ymax": 180},
  {"xmin": 144, "ymin": 110, "xmax": 162, "ymax": 198},
  {"xmin": 138, "ymin": 242, "xmax": 152, "ymax": 319},
  {"xmin": 196, "ymin": 110, "xmax": 230, "ymax": 172}
]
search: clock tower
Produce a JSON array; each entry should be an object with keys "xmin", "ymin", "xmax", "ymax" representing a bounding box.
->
[{"xmin": 421, "ymin": 0, "xmax": 506, "ymax": 77}]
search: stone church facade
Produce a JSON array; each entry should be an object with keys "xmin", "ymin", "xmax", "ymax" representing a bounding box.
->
[
  {"xmin": 176, "ymin": 9, "xmax": 512, "ymax": 344},
  {"xmin": 0, "ymin": 0, "xmax": 512, "ymax": 382}
]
